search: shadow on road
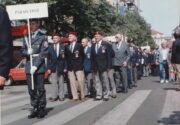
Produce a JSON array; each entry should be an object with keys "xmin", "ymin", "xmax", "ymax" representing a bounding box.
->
[
  {"xmin": 158, "ymin": 111, "xmax": 180, "ymax": 124},
  {"xmin": 163, "ymin": 88, "xmax": 179, "ymax": 91}
]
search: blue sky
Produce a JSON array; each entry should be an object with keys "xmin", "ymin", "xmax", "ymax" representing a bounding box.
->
[{"xmin": 139, "ymin": 0, "xmax": 180, "ymax": 36}]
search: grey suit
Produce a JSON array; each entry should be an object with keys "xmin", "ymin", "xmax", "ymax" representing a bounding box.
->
[{"xmin": 112, "ymin": 41, "xmax": 130, "ymax": 92}]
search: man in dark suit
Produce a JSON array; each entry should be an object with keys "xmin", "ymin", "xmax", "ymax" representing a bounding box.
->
[
  {"xmin": 112, "ymin": 34, "xmax": 130, "ymax": 93},
  {"xmin": 142, "ymin": 49, "xmax": 150, "ymax": 77},
  {"xmin": 91, "ymin": 32, "xmax": 111, "ymax": 101},
  {"xmin": 47, "ymin": 34, "xmax": 67, "ymax": 101},
  {"xmin": 81, "ymin": 38, "xmax": 94, "ymax": 97},
  {"xmin": 171, "ymin": 29, "xmax": 180, "ymax": 88},
  {"xmin": 127, "ymin": 39, "xmax": 139, "ymax": 87},
  {"xmin": 0, "ymin": 8, "xmax": 13, "ymax": 90},
  {"xmin": 21, "ymin": 19, "xmax": 48, "ymax": 119},
  {"xmin": 65, "ymin": 32, "xmax": 85, "ymax": 101}
]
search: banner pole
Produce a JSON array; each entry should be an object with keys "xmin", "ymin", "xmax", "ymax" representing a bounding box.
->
[{"xmin": 27, "ymin": 18, "xmax": 34, "ymax": 90}]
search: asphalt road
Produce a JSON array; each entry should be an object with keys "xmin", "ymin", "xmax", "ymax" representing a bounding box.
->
[{"xmin": 1, "ymin": 76, "xmax": 180, "ymax": 125}]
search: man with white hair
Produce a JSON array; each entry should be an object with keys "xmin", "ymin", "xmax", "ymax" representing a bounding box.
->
[
  {"xmin": 112, "ymin": 34, "xmax": 130, "ymax": 93},
  {"xmin": 156, "ymin": 41, "xmax": 170, "ymax": 83}
]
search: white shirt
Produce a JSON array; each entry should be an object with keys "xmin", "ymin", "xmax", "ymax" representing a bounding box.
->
[
  {"xmin": 70, "ymin": 42, "xmax": 76, "ymax": 52},
  {"xmin": 117, "ymin": 41, "xmax": 122, "ymax": 49},
  {"xmin": 54, "ymin": 43, "xmax": 59, "ymax": 57},
  {"xmin": 31, "ymin": 30, "xmax": 39, "ymax": 39},
  {"xmin": 162, "ymin": 48, "xmax": 168, "ymax": 60},
  {"xmin": 96, "ymin": 40, "xmax": 102, "ymax": 53},
  {"xmin": 84, "ymin": 46, "xmax": 88, "ymax": 53}
]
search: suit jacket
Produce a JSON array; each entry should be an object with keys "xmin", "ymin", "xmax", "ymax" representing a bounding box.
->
[
  {"xmin": 21, "ymin": 31, "xmax": 48, "ymax": 74},
  {"xmin": 129, "ymin": 46, "xmax": 139, "ymax": 67},
  {"xmin": 112, "ymin": 41, "xmax": 130, "ymax": 66},
  {"xmin": 91, "ymin": 41, "xmax": 111, "ymax": 72},
  {"xmin": 47, "ymin": 43, "xmax": 67, "ymax": 74},
  {"xmin": 0, "ymin": 8, "xmax": 13, "ymax": 78},
  {"xmin": 83, "ymin": 46, "xmax": 92, "ymax": 72},
  {"xmin": 65, "ymin": 42, "xmax": 84, "ymax": 71},
  {"xmin": 171, "ymin": 38, "xmax": 180, "ymax": 64}
]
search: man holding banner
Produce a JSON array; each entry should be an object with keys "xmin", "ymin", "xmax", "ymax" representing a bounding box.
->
[{"xmin": 21, "ymin": 19, "xmax": 48, "ymax": 119}]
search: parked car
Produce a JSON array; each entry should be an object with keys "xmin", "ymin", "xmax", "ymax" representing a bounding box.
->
[{"xmin": 5, "ymin": 59, "xmax": 49, "ymax": 85}]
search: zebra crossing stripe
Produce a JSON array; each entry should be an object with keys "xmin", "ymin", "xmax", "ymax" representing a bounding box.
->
[
  {"xmin": 1, "ymin": 94, "xmax": 51, "ymax": 112},
  {"xmin": 159, "ymin": 90, "xmax": 180, "ymax": 125},
  {"xmin": 93, "ymin": 90, "xmax": 151, "ymax": 125},
  {"xmin": 33, "ymin": 99, "xmax": 103, "ymax": 125},
  {"xmin": 2, "ymin": 100, "xmax": 69, "ymax": 125},
  {"xmin": 1, "ymin": 94, "xmax": 28, "ymax": 104}
]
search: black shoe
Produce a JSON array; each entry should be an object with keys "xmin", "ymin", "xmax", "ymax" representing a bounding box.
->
[
  {"xmin": 111, "ymin": 95, "xmax": 117, "ymax": 98},
  {"xmin": 124, "ymin": 90, "xmax": 128, "ymax": 93},
  {"xmin": 94, "ymin": 97, "xmax": 102, "ymax": 101},
  {"xmin": 28, "ymin": 108, "xmax": 38, "ymax": 119},
  {"xmin": 37, "ymin": 107, "xmax": 46, "ymax": 119},
  {"xmin": 103, "ymin": 98, "xmax": 109, "ymax": 101},
  {"xmin": 50, "ymin": 98, "xmax": 59, "ymax": 102}
]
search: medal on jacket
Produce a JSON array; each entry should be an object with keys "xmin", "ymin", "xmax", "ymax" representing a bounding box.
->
[
  {"xmin": 75, "ymin": 50, "xmax": 79, "ymax": 58},
  {"xmin": 102, "ymin": 46, "xmax": 106, "ymax": 53},
  {"xmin": 87, "ymin": 53, "xmax": 90, "ymax": 59},
  {"xmin": 60, "ymin": 50, "xmax": 65, "ymax": 58}
]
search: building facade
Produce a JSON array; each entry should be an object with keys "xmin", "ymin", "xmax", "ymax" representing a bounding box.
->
[{"xmin": 151, "ymin": 30, "xmax": 166, "ymax": 48}]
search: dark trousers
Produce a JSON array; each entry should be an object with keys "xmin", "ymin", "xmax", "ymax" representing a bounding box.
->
[
  {"xmin": 27, "ymin": 73, "xmax": 46, "ymax": 108},
  {"xmin": 132, "ymin": 66, "xmax": 137, "ymax": 84},
  {"xmin": 137, "ymin": 65, "xmax": 142, "ymax": 80},
  {"xmin": 127, "ymin": 68, "xmax": 132, "ymax": 87},
  {"xmin": 114, "ymin": 66, "xmax": 128, "ymax": 92}
]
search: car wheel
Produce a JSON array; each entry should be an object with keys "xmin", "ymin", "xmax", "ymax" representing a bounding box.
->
[{"xmin": 5, "ymin": 77, "xmax": 13, "ymax": 86}]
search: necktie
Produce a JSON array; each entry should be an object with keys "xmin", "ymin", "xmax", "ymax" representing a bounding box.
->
[
  {"xmin": 96, "ymin": 43, "xmax": 99, "ymax": 54},
  {"xmin": 54, "ymin": 44, "xmax": 58, "ymax": 56},
  {"xmin": 70, "ymin": 43, "xmax": 73, "ymax": 52}
]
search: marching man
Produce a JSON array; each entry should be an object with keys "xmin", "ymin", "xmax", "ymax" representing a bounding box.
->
[{"xmin": 21, "ymin": 19, "xmax": 48, "ymax": 119}]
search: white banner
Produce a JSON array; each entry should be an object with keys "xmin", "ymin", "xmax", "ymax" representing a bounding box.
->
[{"xmin": 6, "ymin": 2, "xmax": 48, "ymax": 20}]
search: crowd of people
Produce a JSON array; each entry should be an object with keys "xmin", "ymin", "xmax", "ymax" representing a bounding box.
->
[{"xmin": 20, "ymin": 19, "xmax": 180, "ymax": 119}]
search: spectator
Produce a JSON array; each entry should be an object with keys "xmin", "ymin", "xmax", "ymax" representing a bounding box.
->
[
  {"xmin": 171, "ymin": 29, "xmax": 180, "ymax": 87},
  {"xmin": 0, "ymin": 8, "xmax": 13, "ymax": 90},
  {"xmin": 156, "ymin": 42, "xmax": 170, "ymax": 83}
]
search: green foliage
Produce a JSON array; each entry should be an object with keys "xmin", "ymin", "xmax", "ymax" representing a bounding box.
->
[{"xmin": 1, "ymin": 0, "xmax": 155, "ymax": 47}]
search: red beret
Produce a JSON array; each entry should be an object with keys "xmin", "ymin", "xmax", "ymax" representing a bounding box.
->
[
  {"xmin": 60, "ymin": 37, "xmax": 69, "ymax": 43},
  {"xmin": 51, "ymin": 33, "xmax": 60, "ymax": 39},
  {"xmin": 68, "ymin": 32, "xmax": 77, "ymax": 36},
  {"xmin": 94, "ymin": 31, "xmax": 104, "ymax": 36}
]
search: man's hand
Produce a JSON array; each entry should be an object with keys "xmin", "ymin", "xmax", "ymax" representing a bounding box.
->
[
  {"xmin": 30, "ymin": 66, "xmax": 37, "ymax": 75},
  {"xmin": 47, "ymin": 70, "xmax": 51, "ymax": 74},
  {"xmin": 156, "ymin": 61, "xmax": 160, "ymax": 65},
  {"xmin": 27, "ymin": 48, "xmax": 33, "ymax": 55},
  {"xmin": 0, "ymin": 76, "xmax": 6, "ymax": 86},
  {"xmin": 64, "ymin": 69, "xmax": 67, "ymax": 73},
  {"xmin": 123, "ymin": 61, "xmax": 127, "ymax": 67}
]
